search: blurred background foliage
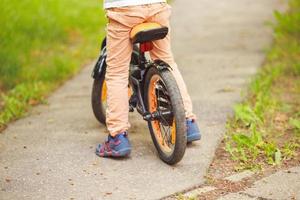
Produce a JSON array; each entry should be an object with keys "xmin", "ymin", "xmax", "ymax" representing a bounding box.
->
[
  {"xmin": 0, "ymin": 0, "xmax": 106, "ymax": 129},
  {"xmin": 225, "ymin": 0, "xmax": 300, "ymax": 170}
]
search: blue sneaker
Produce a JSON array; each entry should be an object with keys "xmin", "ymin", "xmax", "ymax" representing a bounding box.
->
[
  {"xmin": 95, "ymin": 132, "xmax": 131, "ymax": 157},
  {"xmin": 186, "ymin": 119, "xmax": 201, "ymax": 142}
]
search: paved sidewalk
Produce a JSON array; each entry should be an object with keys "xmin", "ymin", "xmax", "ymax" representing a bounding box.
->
[
  {"xmin": 219, "ymin": 166, "xmax": 300, "ymax": 200},
  {"xmin": 168, "ymin": 166, "xmax": 300, "ymax": 199},
  {"xmin": 0, "ymin": 0, "xmax": 285, "ymax": 199}
]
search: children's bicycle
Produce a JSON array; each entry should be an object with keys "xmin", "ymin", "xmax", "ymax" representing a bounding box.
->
[{"xmin": 91, "ymin": 23, "xmax": 186, "ymax": 165}]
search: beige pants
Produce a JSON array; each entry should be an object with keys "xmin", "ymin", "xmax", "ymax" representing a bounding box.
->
[{"xmin": 105, "ymin": 2, "xmax": 196, "ymax": 136}]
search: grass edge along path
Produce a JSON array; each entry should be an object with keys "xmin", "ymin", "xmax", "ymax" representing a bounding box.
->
[
  {"xmin": 224, "ymin": 0, "xmax": 300, "ymax": 171},
  {"xmin": 0, "ymin": 1, "xmax": 107, "ymax": 132}
]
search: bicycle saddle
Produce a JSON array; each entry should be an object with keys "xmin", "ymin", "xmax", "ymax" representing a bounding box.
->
[{"xmin": 130, "ymin": 23, "xmax": 168, "ymax": 44}]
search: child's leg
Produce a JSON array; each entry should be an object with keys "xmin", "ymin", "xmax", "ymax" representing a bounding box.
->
[
  {"xmin": 105, "ymin": 8, "xmax": 144, "ymax": 136},
  {"xmin": 148, "ymin": 4, "xmax": 196, "ymax": 120}
]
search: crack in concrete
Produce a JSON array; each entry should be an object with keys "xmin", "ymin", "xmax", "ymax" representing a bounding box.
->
[{"xmin": 240, "ymin": 192, "xmax": 275, "ymax": 200}]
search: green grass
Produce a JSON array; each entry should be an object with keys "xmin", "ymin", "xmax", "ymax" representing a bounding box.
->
[
  {"xmin": 225, "ymin": 0, "xmax": 300, "ymax": 170},
  {"xmin": 0, "ymin": 0, "xmax": 107, "ymax": 130}
]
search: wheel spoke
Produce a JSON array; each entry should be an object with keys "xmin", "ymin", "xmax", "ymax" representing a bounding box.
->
[
  {"xmin": 160, "ymin": 124, "xmax": 168, "ymax": 145},
  {"xmin": 149, "ymin": 74, "xmax": 176, "ymax": 154},
  {"xmin": 155, "ymin": 80, "xmax": 174, "ymax": 148}
]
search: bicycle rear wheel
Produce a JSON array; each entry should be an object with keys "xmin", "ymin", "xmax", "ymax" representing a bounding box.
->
[{"xmin": 144, "ymin": 66, "xmax": 187, "ymax": 165}]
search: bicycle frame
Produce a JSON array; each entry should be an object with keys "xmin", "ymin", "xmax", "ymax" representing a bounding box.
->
[{"xmin": 92, "ymin": 37, "xmax": 172, "ymax": 122}]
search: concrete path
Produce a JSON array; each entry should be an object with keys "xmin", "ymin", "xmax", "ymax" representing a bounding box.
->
[
  {"xmin": 219, "ymin": 166, "xmax": 300, "ymax": 200},
  {"xmin": 0, "ymin": 0, "xmax": 284, "ymax": 199},
  {"xmin": 168, "ymin": 166, "xmax": 300, "ymax": 199}
]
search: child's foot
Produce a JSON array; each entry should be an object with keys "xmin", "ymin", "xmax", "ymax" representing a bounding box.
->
[
  {"xmin": 95, "ymin": 132, "xmax": 131, "ymax": 157},
  {"xmin": 186, "ymin": 119, "xmax": 201, "ymax": 142}
]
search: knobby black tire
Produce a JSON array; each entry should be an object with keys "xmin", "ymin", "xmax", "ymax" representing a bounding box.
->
[
  {"xmin": 144, "ymin": 67, "xmax": 187, "ymax": 165},
  {"xmin": 91, "ymin": 73, "xmax": 106, "ymax": 125},
  {"xmin": 91, "ymin": 45, "xmax": 139, "ymax": 126}
]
